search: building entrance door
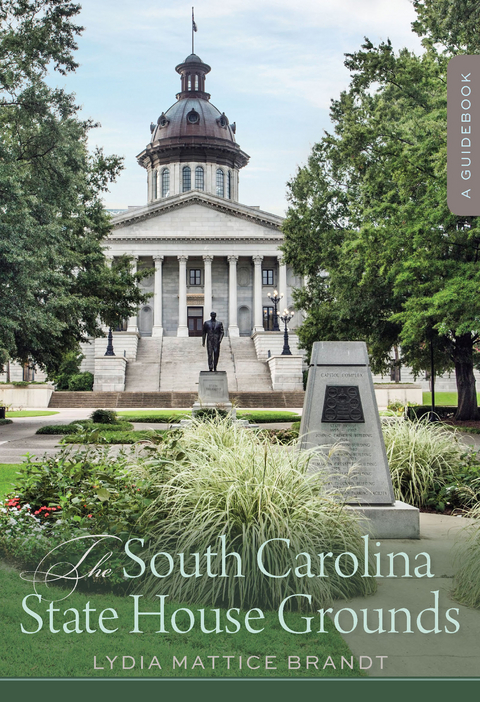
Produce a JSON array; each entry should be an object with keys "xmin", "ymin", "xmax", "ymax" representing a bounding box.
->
[{"xmin": 187, "ymin": 307, "xmax": 203, "ymax": 337}]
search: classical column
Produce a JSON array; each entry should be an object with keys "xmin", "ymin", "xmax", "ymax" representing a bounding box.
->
[
  {"xmin": 278, "ymin": 255, "xmax": 288, "ymax": 307},
  {"xmin": 203, "ymin": 255, "xmax": 213, "ymax": 316},
  {"xmin": 227, "ymin": 255, "xmax": 239, "ymax": 337},
  {"xmin": 127, "ymin": 256, "xmax": 139, "ymax": 333},
  {"xmin": 252, "ymin": 255, "xmax": 264, "ymax": 333},
  {"xmin": 177, "ymin": 254, "xmax": 189, "ymax": 337},
  {"xmin": 152, "ymin": 255, "xmax": 164, "ymax": 337}
]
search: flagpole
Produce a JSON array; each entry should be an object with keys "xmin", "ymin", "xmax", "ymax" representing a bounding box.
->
[{"xmin": 192, "ymin": 7, "xmax": 195, "ymax": 54}]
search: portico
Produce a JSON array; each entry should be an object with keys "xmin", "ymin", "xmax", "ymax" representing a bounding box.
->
[{"xmin": 106, "ymin": 191, "xmax": 301, "ymax": 339}]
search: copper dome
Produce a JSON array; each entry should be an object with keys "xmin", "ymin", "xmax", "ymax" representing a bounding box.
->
[{"xmin": 137, "ymin": 53, "xmax": 249, "ymax": 171}]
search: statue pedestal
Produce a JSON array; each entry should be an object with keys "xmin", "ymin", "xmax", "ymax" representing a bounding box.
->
[{"xmin": 192, "ymin": 371, "xmax": 235, "ymax": 417}]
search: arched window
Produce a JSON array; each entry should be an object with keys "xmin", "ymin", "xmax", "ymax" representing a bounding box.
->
[
  {"xmin": 182, "ymin": 166, "xmax": 191, "ymax": 192},
  {"xmin": 195, "ymin": 166, "xmax": 204, "ymax": 190},
  {"xmin": 216, "ymin": 168, "xmax": 224, "ymax": 197},
  {"xmin": 227, "ymin": 170, "xmax": 232, "ymax": 199},
  {"xmin": 152, "ymin": 169, "xmax": 157, "ymax": 199},
  {"xmin": 161, "ymin": 168, "xmax": 170, "ymax": 197}
]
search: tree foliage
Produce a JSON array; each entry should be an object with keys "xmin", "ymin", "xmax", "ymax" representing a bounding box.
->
[
  {"xmin": 0, "ymin": 0, "xmax": 147, "ymax": 373},
  {"xmin": 282, "ymin": 3, "xmax": 480, "ymax": 419}
]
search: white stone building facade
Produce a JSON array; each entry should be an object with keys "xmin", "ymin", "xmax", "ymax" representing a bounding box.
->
[{"xmin": 78, "ymin": 51, "xmax": 304, "ymax": 390}]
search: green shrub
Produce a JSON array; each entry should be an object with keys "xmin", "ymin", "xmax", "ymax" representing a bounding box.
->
[
  {"xmin": 68, "ymin": 371, "xmax": 94, "ymax": 391},
  {"xmin": 71, "ymin": 420, "xmax": 133, "ymax": 430},
  {"xmin": 0, "ymin": 419, "xmax": 13, "ymax": 426},
  {"xmin": 132, "ymin": 419, "xmax": 376, "ymax": 609},
  {"xmin": 0, "ymin": 447, "xmax": 154, "ymax": 588},
  {"xmin": 49, "ymin": 350, "xmax": 85, "ymax": 390},
  {"xmin": 406, "ymin": 405, "xmax": 455, "ymax": 420},
  {"xmin": 193, "ymin": 408, "xmax": 229, "ymax": 421},
  {"xmin": 36, "ymin": 424, "xmax": 81, "ymax": 435},
  {"xmin": 0, "ymin": 447, "xmax": 151, "ymax": 532},
  {"xmin": 36, "ymin": 421, "xmax": 133, "ymax": 435},
  {"xmin": 90, "ymin": 408, "xmax": 118, "ymax": 424},
  {"xmin": 62, "ymin": 429, "xmax": 165, "ymax": 444},
  {"xmin": 382, "ymin": 418, "xmax": 475, "ymax": 509}
]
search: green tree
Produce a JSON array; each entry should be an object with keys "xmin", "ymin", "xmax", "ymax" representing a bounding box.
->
[
  {"xmin": 283, "ymin": 28, "xmax": 480, "ymax": 419},
  {"xmin": 0, "ymin": 0, "xmax": 147, "ymax": 373}
]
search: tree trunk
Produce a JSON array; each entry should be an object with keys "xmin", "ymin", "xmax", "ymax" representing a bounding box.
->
[{"xmin": 453, "ymin": 334, "xmax": 480, "ymax": 421}]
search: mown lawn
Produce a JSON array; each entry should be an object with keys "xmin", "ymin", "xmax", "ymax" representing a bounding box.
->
[
  {"xmin": 423, "ymin": 392, "xmax": 480, "ymax": 406},
  {"xmin": 0, "ymin": 464, "xmax": 23, "ymax": 499},
  {"xmin": 0, "ymin": 562, "xmax": 364, "ymax": 678},
  {"xmin": 6, "ymin": 411, "xmax": 59, "ymax": 417}
]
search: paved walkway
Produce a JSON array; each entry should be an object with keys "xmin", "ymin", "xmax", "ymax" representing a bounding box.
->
[{"xmin": 332, "ymin": 512, "xmax": 480, "ymax": 677}]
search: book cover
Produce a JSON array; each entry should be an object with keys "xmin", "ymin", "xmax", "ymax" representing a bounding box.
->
[{"xmin": 1, "ymin": 0, "xmax": 479, "ymax": 694}]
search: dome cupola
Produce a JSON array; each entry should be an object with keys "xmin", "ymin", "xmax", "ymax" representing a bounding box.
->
[{"xmin": 137, "ymin": 53, "xmax": 249, "ymax": 204}]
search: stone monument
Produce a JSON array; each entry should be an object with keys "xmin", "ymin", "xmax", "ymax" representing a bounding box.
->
[{"xmin": 299, "ymin": 341, "xmax": 419, "ymax": 538}]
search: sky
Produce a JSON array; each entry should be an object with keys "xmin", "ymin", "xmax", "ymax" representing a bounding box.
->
[{"xmin": 54, "ymin": 0, "xmax": 424, "ymax": 215}]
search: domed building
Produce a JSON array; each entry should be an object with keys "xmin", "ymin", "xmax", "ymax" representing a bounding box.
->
[{"xmin": 79, "ymin": 52, "xmax": 306, "ymax": 394}]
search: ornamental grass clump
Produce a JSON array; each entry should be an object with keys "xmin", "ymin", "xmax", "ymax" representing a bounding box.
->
[
  {"xmin": 452, "ymin": 503, "xmax": 480, "ymax": 609},
  {"xmin": 382, "ymin": 418, "xmax": 467, "ymax": 508},
  {"xmin": 130, "ymin": 419, "xmax": 376, "ymax": 610}
]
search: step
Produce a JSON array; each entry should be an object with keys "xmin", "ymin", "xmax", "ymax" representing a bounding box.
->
[{"xmin": 49, "ymin": 391, "xmax": 305, "ymax": 409}]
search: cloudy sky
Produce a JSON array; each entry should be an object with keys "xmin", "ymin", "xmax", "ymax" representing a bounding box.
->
[{"xmin": 56, "ymin": 0, "xmax": 424, "ymax": 215}]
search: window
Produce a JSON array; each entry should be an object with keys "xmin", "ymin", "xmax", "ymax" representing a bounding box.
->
[
  {"xmin": 216, "ymin": 168, "xmax": 224, "ymax": 197},
  {"xmin": 195, "ymin": 166, "xmax": 204, "ymax": 190},
  {"xmin": 195, "ymin": 74, "xmax": 199, "ymax": 90},
  {"xmin": 227, "ymin": 170, "xmax": 232, "ymax": 199},
  {"xmin": 262, "ymin": 269, "xmax": 274, "ymax": 286},
  {"xmin": 182, "ymin": 166, "xmax": 191, "ymax": 192},
  {"xmin": 152, "ymin": 169, "xmax": 157, "ymax": 199},
  {"xmin": 263, "ymin": 307, "xmax": 274, "ymax": 331},
  {"xmin": 187, "ymin": 74, "xmax": 192, "ymax": 90},
  {"xmin": 189, "ymin": 269, "xmax": 202, "ymax": 286},
  {"xmin": 161, "ymin": 168, "xmax": 170, "ymax": 197}
]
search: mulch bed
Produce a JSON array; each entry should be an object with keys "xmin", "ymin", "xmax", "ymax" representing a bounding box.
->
[{"xmin": 443, "ymin": 420, "xmax": 480, "ymax": 430}]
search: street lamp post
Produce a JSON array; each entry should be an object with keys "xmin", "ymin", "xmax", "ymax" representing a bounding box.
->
[
  {"xmin": 104, "ymin": 327, "xmax": 115, "ymax": 356},
  {"xmin": 280, "ymin": 308, "xmax": 294, "ymax": 355},
  {"xmin": 267, "ymin": 289, "xmax": 283, "ymax": 332}
]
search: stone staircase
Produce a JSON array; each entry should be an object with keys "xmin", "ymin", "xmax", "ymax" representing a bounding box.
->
[
  {"xmin": 159, "ymin": 336, "xmax": 238, "ymax": 392},
  {"xmin": 124, "ymin": 337, "xmax": 162, "ymax": 392},
  {"xmin": 48, "ymin": 336, "xmax": 295, "ymax": 408},
  {"xmin": 230, "ymin": 337, "xmax": 272, "ymax": 391},
  {"xmin": 49, "ymin": 390, "xmax": 304, "ymax": 408}
]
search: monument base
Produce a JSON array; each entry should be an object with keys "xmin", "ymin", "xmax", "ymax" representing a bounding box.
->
[
  {"xmin": 191, "ymin": 371, "xmax": 235, "ymax": 417},
  {"xmin": 347, "ymin": 500, "xmax": 420, "ymax": 539}
]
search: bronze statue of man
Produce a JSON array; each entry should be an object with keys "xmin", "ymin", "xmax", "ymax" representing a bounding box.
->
[{"xmin": 202, "ymin": 311, "xmax": 224, "ymax": 371}]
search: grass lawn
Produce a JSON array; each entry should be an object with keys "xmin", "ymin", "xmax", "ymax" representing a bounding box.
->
[
  {"xmin": 0, "ymin": 464, "xmax": 23, "ymax": 498},
  {"xmin": 6, "ymin": 411, "xmax": 59, "ymax": 418},
  {"xmin": 422, "ymin": 392, "xmax": 480, "ymax": 406},
  {"xmin": 0, "ymin": 561, "xmax": 363, "ymax": 678}
]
